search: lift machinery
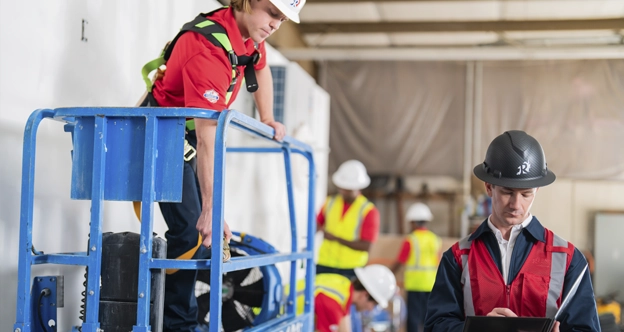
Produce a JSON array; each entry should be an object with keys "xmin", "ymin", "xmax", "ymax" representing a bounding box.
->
[{"xmin": 13, "ymin": 107, "xmax": 316, "ymax": 332}]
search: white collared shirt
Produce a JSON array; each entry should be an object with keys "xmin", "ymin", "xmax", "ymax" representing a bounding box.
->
[{"xmin": 487, "ymin": 215, "xmax": 533, "ymax": 284}]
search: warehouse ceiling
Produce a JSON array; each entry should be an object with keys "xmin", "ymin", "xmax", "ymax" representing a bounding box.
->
[{"xmin": 273, "ymin": 0, "xmax": 624, "ymax": 60}]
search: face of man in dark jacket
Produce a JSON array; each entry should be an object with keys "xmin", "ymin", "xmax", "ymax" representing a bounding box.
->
[{"xmin": 486, "ymin": 183, "xmax": 537, "ymax": 231}]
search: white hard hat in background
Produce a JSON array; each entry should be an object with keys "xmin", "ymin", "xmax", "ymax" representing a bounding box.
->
[
  {"xmin": 406, "ymin": 202, "xmax": 433, "ymax": 222},
  {"xmin": 269, "ymin": 0, "xmax": 306, "ymax": 23},
  {"xmin": 332, "ymin": 160, "xmax": 371, "ymax": 191},
  {"xmin": 354, "ymin": 264, "xmax": 397, "ymax": 308}
]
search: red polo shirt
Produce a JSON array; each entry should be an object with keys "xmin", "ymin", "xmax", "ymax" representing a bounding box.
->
[
  {"xmin": 152, "ymin": 7, "xmax": 267, "ymax": 111},
  {"xmin": 315, "ymin": 285, "xmax": 354, "ymax": 332}
]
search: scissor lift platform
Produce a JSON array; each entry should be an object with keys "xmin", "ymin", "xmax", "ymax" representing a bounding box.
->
[{"xmin": 13, "ymin": 107, "xmax": 316, "ymax": 332}]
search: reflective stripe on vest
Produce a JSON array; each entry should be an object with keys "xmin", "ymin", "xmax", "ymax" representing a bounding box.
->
[
  {"xmin": 457, "ymin": 236, "xmax": 475, "ymax": 316},
  {"xmin": 404, "ymin": 230, "xmax": 441, "ymax": 292},
  {"xmin": 314, "ymin": 274, "xmax": 352, "ymax": 311},
  {"xmin": 317, "ymin": 195, "xmax": 374, "ymax": 269},
  {"xmin": 452, "ymin": 228, "xmax": 574, "ymax": 318},
  {"xmin": 546, "ymin": 232, "xmax": 570, "ymax": 318}
]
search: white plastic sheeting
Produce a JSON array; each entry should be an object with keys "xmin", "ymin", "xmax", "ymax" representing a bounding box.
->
[
  {"xmin": 479, "ymin": 60, "xmax": 624, "ymax": 180},
  {"xmin": 321, "ymin": 59, "xmax": 624, "ymax": 182},
  {"xmin": 321, "ymin": 60, "xmax": 466, "ymax": 179}
]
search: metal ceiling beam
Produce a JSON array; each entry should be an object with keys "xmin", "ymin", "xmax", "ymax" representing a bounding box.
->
[
  {"xmin": 279, "ymin": 46, "xmax": 624, "ymax": 61},
  {"xmin": 300, "ymin": 18, "xmax": 624, "ymax": 33}
]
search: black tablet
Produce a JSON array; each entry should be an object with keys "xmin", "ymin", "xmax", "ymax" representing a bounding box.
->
[{"xmin": 463, "ymin": 316, "xmax": 555, "ymax": 332}]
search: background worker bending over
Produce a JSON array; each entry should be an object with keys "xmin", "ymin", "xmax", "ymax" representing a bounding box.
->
[
  {"xmin": 316, "ymin": 160, "xmax": 380, "ymax": 279},
  {"xmin": 315, "ymin": 264, "xmax": 397, "ymax": 332}
]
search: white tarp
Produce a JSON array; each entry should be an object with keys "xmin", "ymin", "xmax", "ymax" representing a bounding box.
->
[{"xmin": 322, "ymin": 59, "xmax": 624, "ymax": 181}]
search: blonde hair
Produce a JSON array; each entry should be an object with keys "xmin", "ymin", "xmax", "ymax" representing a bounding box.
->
[{"xmin": 230, "ymin": 0, "xmax": 253, "ymax": 14}]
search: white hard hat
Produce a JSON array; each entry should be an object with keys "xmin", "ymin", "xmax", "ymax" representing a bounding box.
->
[
  {"xmin": 354, "ymin": 264, "xmax": 397, "ymax": 308},
  {"xmin": 269, "ymin": 0, "xmax": 306, "ymax": 24},
  {"xmin": 332, "ymin": 160, "xmax": 371, "ymax": 191},
  {"xmin": 406, "ymin": 202, "xmax": 433, "ymax": 222}
]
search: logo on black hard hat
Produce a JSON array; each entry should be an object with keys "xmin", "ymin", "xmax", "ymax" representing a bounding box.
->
[{"xmin": 516, "ymin": 161, "xmax": 531, "ymax": 175}]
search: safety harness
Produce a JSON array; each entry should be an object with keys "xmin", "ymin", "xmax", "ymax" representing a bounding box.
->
[
  {"xmin": 141, "ymin": 9, "xmax": 262, "ymax": 107},
  {"xmin": 139, "ymin": 8, "xmax": 262, "ymax": 159}
]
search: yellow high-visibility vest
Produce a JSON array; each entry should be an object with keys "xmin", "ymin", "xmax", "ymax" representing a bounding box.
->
[
  {"xmin": 317, "ymin": 195, "xmax": 374, "ymax": 269},
  {"xmin": 404, "ymin": 229, "xmax": 441, "ymax": 292},
  {"xmin": 314, "ymin": 274, "xmax": 352, "ymax": 312}
]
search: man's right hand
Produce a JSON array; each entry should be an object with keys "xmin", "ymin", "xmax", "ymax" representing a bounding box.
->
[
  {"xmin": 487, "ymin": 308, "xmax": 559, "ymax": 332},
  {"xmin": 486, "ymin": 308, "xmax": 518, "ymax": 317},
  {"xmin": 196, "ymin": 209, "xmax": 233, "ymax": 248}
]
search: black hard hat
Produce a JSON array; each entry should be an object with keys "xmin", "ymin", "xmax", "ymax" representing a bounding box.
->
[{"xmin": 473, "ymin": 130, "xmax": 556, "ymax": 188}]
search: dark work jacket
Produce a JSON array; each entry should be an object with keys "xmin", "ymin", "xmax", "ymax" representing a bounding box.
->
[{"xmin": 424, "ymin": 217, "xmax": 601, "ymax": 332}]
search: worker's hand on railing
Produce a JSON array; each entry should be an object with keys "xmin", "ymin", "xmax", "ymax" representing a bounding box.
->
[
  {"xmin": 262, "ymin": 120, "xmax": 286, "ymax": 141},
  {"xmin": 196, "ymin": 209, "xmax": 233, "ymax": 249}
]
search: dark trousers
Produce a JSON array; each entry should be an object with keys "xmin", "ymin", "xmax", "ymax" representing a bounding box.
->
[
  {"xmin": 316, "ymin": 264, "xmax": 357, "ymax": 280},
  {"xmin": 159, "ymin": 130, "xmax": 203, "ymax": 332},
  {"xmin": 407, "ymin": 291, "xmax": 430, "ymax": 332}
]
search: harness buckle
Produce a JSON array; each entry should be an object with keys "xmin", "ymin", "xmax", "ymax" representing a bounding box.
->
[
  {"xmin": 228, "ymin": 52, "xmax": 238, "ymax": 67},
  {"xmin": 184, "ymin": 139, "xmax": 197, "ymax": 162},
  {"xmin": 252, "ymin": 52, "xmax": 261, "ymax": 65}
]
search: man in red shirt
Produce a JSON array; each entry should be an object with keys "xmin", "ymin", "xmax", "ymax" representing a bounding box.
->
[
  {"xmin": 316, "ymin": 160, "xmax": 380, "ymax": 279},
  {"xmin": 143, "ymin": 0, "xmax": 306, "ymax": 330},
  {"xmin": 315, "ymin": 265, "xmax": 397, "ymax": 332}
]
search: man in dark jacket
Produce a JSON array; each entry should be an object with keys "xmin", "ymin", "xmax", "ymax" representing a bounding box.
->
[{"xmin": 425, "ymin": 130, "xmax": 600, "ymax": 332}]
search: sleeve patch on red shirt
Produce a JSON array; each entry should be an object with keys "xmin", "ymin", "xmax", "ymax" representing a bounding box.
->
[{"xmin": 202, "ymin": 89, "xmax": 220, "ymax": 103}]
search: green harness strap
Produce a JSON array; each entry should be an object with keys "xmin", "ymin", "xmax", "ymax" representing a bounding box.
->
[
  {"xmin": 141, "ymin": 8, "xmax": 260, "ymax": 105},
  {"xmin": 141, "ymin": 57, "xmax": 166, "ymax": 92}
]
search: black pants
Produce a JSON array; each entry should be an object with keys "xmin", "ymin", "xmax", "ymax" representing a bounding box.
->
[
  {"xmin": 316, "ymin": 264, "xmax": 357, "ymax": 280},
  {"xmin": 142, "ymin": 93, "xmax": 203, "ymax": 331},
  {"xmin": 407, "ymin": 291, "xmax": 430, "ymax": 332},
  {"xmin": 159, "ymin": 130, "xmax": 205, "ymax": 332}
]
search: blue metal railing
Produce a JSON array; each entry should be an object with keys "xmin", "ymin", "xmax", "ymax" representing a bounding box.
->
[{"xmin": 14, "ymin": 107, "xmax": 316, "ymax": 332}]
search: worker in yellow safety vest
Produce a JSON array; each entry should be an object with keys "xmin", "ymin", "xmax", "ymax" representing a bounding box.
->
[
  {"xmin": 317, "ymin": 160, "xmax": 380, "ymax": 279},
  {"xmin": 315, "ymin": 264, "xmax": 397, "ymax": 332},
  {"xmin": 392, "ymin": 202, "xmax": 442, "ymax": 332}
]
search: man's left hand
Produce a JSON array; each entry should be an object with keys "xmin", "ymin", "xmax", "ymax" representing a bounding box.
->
[
  {"xmin": 486, "ymin": 308, "xmax": 517, "ymax": 317},
  {"xmin": 263, "ymin": 120, "xmax": 286, "ymax": 141},
  {"xmin": 551, "ymin": 321, "xmax": 560, "ymax": 332}
]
